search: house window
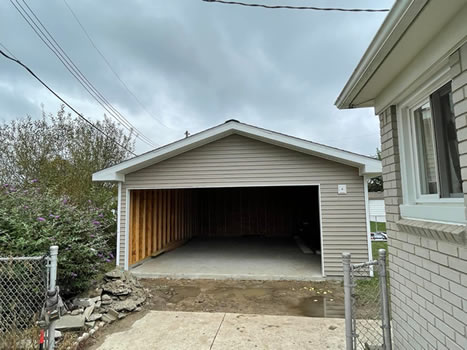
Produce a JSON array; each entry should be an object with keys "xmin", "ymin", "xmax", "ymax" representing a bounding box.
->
[
  {"xmin": 411, "ymin": 82, "xmax": 462, "ymax": 199},
  {"xmin": 413, "ymin": 103, "xmax": 437, "ymax": 195},
  {"xmin": 431, "ymin": 83, "xmax": 462, "ymax": 197}
]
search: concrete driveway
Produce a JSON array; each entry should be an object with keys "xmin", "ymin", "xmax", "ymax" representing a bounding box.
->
[{"xmin": 93, "ymin": 311, "xmax": 345, "ymax": 350}]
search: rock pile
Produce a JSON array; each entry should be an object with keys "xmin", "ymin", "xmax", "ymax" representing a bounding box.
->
[{"xmin": 56, "ymin": 269, "xmax": 147, "ymax": 345}]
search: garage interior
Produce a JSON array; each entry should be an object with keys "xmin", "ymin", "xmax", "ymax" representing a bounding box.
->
[{"xmin": 129, "ymin": 186, "xmax": 323, "ymax": 280}]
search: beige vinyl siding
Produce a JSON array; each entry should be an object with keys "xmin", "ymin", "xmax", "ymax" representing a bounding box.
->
[{"xmin": 119, "ymin": 134, "xmax": 369, "ymax": 276}]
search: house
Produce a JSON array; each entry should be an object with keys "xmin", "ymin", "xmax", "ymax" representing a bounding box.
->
[
  {"xmin": 336, "ymin": 0, "xmax": 467, "ymax": 349},
  {"xmin": 93, "ymin": 121, "xmax": 381, "ymax": 280}
]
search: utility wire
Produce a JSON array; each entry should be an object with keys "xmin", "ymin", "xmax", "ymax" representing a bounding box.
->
[
  {"xmin": 201, "ymin": 0, "xmax": 390, "ymax": 12},
  {"xmin": 16, "ymin": 0, "xmax": 157, "ymax": 147},
  {"xmin": 62, "ymin": 0, "xmax": 172, "ymax": 130},
  {"xmin": 10, "ymin": 0, "xmax": 157, "ymax": 148},
  {"xmin": 0, "ymin": 42, "xmax": 18, "ymax": 59},
  {"xmin": 0, "ymin": 48, "xmax": 136, "ymax": 156}
]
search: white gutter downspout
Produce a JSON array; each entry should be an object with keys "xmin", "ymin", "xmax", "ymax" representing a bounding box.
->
[
  {"xmin": 363, "ymin": 175, "xmax": 374, "ymax": 277},
  {"xmin": 116, "ymin": 182, "xmax": 122, "ymax": 267}
]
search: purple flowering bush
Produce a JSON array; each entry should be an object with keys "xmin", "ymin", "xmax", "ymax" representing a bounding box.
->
[{"xmin": 0, "ymin": 182, "xmax": 116, "ymax": 297}]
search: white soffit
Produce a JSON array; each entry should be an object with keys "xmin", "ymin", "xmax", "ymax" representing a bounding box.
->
[{"xmin": 336, "ymin": 0, "xmax": 466, "ymax": 110}]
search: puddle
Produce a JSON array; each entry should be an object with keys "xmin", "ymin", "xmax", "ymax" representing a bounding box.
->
[{"xmin": 297, "ymin": 296, "xmax": 345, "ymax": 318}]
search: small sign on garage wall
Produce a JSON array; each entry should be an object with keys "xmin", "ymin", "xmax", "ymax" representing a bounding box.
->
[{"xmin": 338, "ymin": 184, "xmax": 347, "ymax": 195}]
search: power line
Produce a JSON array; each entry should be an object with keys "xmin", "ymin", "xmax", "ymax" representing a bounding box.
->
[
  {"xmin": 10, "ymin": 0, "xmax": 157, "ymax": 148},
  {"xmin": 62, "ymin": 0, "xmax": 172, "ymax": 131},
  {"xmin": 0, "ymin": 42, "xmax": 18, "ymax": 59},
  {"xmin": 201, "ymin": 0, "xmax": 390, "ymax": 12},
  {"xmin": 16, "ymin": 0, "xmax": 157, "ymax": 148},
  {"xmin": 0, "ymin": 48, "xmax": 136, "ymax": 156}
]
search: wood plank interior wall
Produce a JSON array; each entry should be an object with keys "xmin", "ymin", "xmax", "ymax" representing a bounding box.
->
[
  {"xmin": 129, "ymin": 186, "xmax": 320, "ymax": 265},
  {"xmin": 129, "ymin": 189, "xmax": 194, "ymax": 265}
]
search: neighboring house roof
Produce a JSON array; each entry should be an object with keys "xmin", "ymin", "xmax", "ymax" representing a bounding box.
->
[
  {"xmin": 335, "ymin": 0, "xmax": 466, "ymax": 111},
  {"xmin": 93, "ymin": 120, "xmax": 382, "ymax": 182}
]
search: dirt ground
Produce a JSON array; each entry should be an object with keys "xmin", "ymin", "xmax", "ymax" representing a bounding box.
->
[
  {"xmin": 84, "ymin": 278, "xmax": 345, "ymax": 349},
  {"xmin": 142, "ymin": 278, "xmax": 345, "ymax": 317}
]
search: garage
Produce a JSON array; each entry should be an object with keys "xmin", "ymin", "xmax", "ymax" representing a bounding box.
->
[
  {"xmin": 93, "ymin": 120, "xmax": 381, "ymax": 279},
  {"xmin": 126, "ymin": 185, "xmax": 322, "ymax": 279}
]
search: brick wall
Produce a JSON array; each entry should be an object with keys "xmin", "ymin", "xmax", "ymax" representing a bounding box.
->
[
  {"xmin": 388, "ymin": 222, "xmax": 466, "ymax": 350},
  {"xmin": 452, "ymin": 43, "xmax": 467, "ymax": 214},
  {"xmin": 380, "ymin": 43, "xmax": 467, "ymax": 350}
]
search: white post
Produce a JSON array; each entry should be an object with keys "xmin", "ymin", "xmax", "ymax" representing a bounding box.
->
[{"xmin": 48, "ymin": 246, "xmax": 58, "ymax": 350}]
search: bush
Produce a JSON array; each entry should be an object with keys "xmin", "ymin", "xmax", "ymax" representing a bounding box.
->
[{"xmin": 0, "ymin": 181, "xmax": 116, "ymax": 297}]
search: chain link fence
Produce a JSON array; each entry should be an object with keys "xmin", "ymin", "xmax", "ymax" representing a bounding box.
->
[
  {"xmin": 0, "ymin": 255, "xmax": 49, "ymax": 349},
  {"xmin": 343, "ymin": 249, "xmax": 392, "ymax": 350}
]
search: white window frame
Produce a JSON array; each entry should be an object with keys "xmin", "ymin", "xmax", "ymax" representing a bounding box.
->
[
  {"xmin": 397, "ymin": 66, "xmax": 465, "ymax": 224},
  {"xmin": 409, "ymin": 99, "xmax": 440, "ymax": 201}
]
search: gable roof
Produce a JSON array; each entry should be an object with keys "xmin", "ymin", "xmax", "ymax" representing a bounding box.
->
[
  {"xmin": 92, "ymin": 120, "xmax": 382, "ymax": 182},
  {"xmin": 335, "ymin": 0, "xmax": 466, "ymax": 110}
]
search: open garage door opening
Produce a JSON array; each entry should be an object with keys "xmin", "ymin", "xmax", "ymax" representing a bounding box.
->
[{"xmin": 128, "ymin": 186, "xmax": 323, "ymax": 280}]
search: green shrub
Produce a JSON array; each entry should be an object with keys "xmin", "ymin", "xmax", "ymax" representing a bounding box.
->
[{"xmin": 0, "ymin": 181, "xmax": 116, "ymax": 297}]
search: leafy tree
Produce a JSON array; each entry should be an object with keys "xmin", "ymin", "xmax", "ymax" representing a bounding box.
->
[
  {"xmin": 0, "ymin": 182, "xmax": 116, "ymax": 296},
  {"xmin": 368, "ymin": 148, "xmax": 383, "ymax": 192},
  {"xmin": 0, "ymin": 105, "xmax": 135, "ymax": 207},
  {"xmin": 0, "ymin": 105, "xmax": 136, "ymax": 296}
]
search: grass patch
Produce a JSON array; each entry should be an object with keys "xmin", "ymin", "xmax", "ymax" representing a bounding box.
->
[
  {"xmin": 370, "ymin": 221, "xmax": 386, "ymax": 232},
  {"xmin": 353, "ymin": 241, "xmax": 390, "ymax": 316},
  {"xmin": 372, "ymin": 241, "xmax": 388, "ymax": 262}
]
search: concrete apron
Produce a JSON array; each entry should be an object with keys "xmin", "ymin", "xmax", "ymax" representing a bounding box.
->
[
  {"xmin": 95, "ymin": 311, "xmax": 345, "ymax": 350},
  {"xmin": 131, "ymin": 237, "xmax": 324, "ymax": 281}
]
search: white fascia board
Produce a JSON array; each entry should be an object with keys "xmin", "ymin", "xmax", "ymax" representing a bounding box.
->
[
  {"xmin": 335, "ymin": 0, "xmax": 427, "ymax": 109},
  {"xmin": 92, "ymin": 121, "xmax": 382, "ymax": 182},
  {"xmin": 92, "ymin": 172, "xmax": 125, "ymax": 182}
]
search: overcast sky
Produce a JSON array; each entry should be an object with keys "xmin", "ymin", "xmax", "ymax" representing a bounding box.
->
[{"xmin": 0, "ymin": 0, "xmax": 394, "ymax": 155}]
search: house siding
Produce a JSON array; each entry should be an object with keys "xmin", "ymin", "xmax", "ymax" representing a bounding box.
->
[
  {"xmin": 380, "ymin": 43, "xmax": 467, "ymax": 350},
  {"xmin": 118, "ymin": 134, "xmax": 369, "ymax": 276}
]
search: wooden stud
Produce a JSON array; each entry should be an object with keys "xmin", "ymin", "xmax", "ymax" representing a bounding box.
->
[
  {"xmin": 134, "ymin": 191, "xmax": 140, "ymax": 263},
  {"xmin": 154, "ymin": 190, "xmax": 158, "ymax": 253},
  {"xmin": 147, "ymin": 190, "xmax": 152, "ymax": 257}
]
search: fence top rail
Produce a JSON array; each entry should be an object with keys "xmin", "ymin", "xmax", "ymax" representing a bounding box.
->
[
  {"xmin": 0, "ymin": 255, "xmax": 47, "ymax": 261},
  {"xmin": 351, "ymin": 260, "xmax": 378, "ymax": 269}
]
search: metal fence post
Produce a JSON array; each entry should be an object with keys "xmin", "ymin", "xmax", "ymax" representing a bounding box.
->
[
  {"xmin": 378, "ymin": 248, "xmax": 392, "ymax": 350},
  {"xmin": 48, "ymin": 245, "xmax": 58, "ymax": 350},
  {"xmin": 342, "ymin": 252, "xmax": 353, "ymax": 350}
]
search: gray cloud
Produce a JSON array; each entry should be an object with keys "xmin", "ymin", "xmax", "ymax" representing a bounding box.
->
[{"xmin": 0, "ymin": 0, "xmax": 393, "ymax": 155}]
